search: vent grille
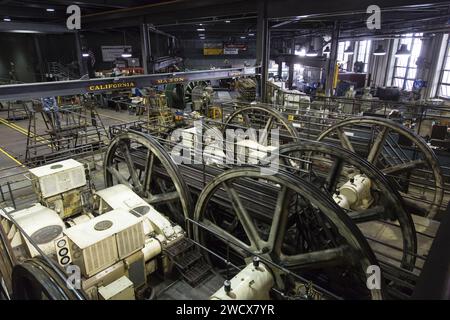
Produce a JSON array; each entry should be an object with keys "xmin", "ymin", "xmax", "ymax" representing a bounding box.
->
[
  {"xmin": 116, "ymin": 223, "xmax": 144, "ymax": 259},
  {"xmin": 83, "ymin": 236, "xmax": 118, "ymax": 277}
]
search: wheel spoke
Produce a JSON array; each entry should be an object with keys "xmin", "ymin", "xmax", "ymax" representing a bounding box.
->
[
  {"xmin": 280, "ymin": 245, "xmax": 350, "ymax": 269},
  {"xmin": 382, "ymin": 159, "xmax": 426, "ymax": 175},
  {"xmin": 202, "ymin": 218, "xmax": 252, "ymax": 257},
  {"xmin": 336, "ymin": 128, "xmax": 355, "ymax": 153},
  {"xmin": 260, "ymin": 116, "xmax": 275, "ymax": 143},
  {"xmin": 146, "ymin": 191, "xmax": 180, "ymax": 205},
  {"xmin": 106, "ymin": 167, "xmax": 132, "ymax": 187},
  {"xmin": 143, "ymin": 151, "xmax": 155, "ymax": 193},
  {"xmin": 223, "ymin": 181, "xmax": 262, "ymax": 251},
  {"xmin": 268, "ymin": 186, "xmax": 289, "ymax": 256},
  {"xmin": 119, "ymin": 141, "xmax": 143, "ymax": 192},
  {"xmin": 367, "ymin": 127, "xmax": 389, "ymax": 164}
]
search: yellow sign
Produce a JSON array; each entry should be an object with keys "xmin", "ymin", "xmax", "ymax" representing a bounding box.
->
[
  {"xmin": 88, "ymin": 81, "xmax": 136, "ymax": 91},
  {"xmin": 203, "ymin": 48, "xmax": 223, "ymax": 55},
  {"xmin": 154, "ymin": 77, "xmax": 186, "ymax": 85}
]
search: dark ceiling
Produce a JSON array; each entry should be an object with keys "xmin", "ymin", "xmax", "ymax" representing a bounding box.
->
[
  {"xmin": 0, "ymin": 0, "xmax": 449, "ymax": 41},
  {"xmin": 0, "ymin": 0, "xmax": 171, "ymax": 22}
]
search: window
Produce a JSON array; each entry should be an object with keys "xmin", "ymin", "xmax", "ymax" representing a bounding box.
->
[
  {"xmin": 355, "ymin": 40, "xmax": 371, "ymax": 72},
  {"xmin": 391, "ymin": 33, "xmax": 423, "ymax": 91},
  {"xmin": 337, "ymin": 41, "xmax": 351, "ymax": 71},
  {"xmin": 438, "ymin": 37, "xmax": 450, "ymax": 98}
]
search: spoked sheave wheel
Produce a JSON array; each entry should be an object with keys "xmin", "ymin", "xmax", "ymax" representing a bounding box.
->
[
  {"xmin": 222, "ymin": 104, "xmax": 300, "ymax": 144},
  {"xmin": 275, "ymin": 141, "xmax": 417, "ymax": 271},
  {"xmin": 104, "ymin": 130, "xmax": 192, "ymax": 227},
  {"xmin": 318, "ymin": 116, "xmax": 444, "ymax": 218},
  {"xmin": 194, "ymin": 167, "xmax": 384, "ymax": 299}
]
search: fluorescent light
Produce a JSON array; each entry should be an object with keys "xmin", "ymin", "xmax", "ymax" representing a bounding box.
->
[
  {"xmin": 121, "ymin": 53, "xmax": 132, "ymax": 58},
  {"xmin": 10, "ymin": 30, "xmax": 41, "ymax": 33},
  {"xmin": 3, "ymin": 18, "xmax": 11, "ymax": 22},
  {"xmin": 199, "ymin": 34, "xmax": 205, "ymax": 36},
  {"xmin": 295, "ymin": 48, "xmax": 306, "ymax": 57},
  {"xmin": 225, "ymin": 20, "xmax": 231, "ymax": 23},
  {"xmin": 46, "ymin": 8, "xmax": 55, "ymax": 12},
  {"xmin": 197, "ymin": 28, "xmax": 205, "ymax": 31},
  {"xmin": 199, "ymin": 23, "xmax": 203, "ymax": 26},
  {"xmin": 373, "ymin": 44, "xmax": 386, "ymax": 56},
  {"xmin": 248, "ymin": 33, "xmax": 255, "ymax": 36},
  {"xmin": 82, "ymin": 53, "xmax": 90, "ymax": 58},
  {"xmin": 306, "ymin": 45, "xmax": 318, "ymax": 57},
  {"xmin": 240, "ymin": 36, "xmax": 246, "ymax": 39}
]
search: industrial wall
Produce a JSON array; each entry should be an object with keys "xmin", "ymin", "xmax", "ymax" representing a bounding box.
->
[
  {"xmin": 0, "ymin": 33, "xmax": 38, "ymax": 83},
  {"xmin": 180, "ymin": 39, "xmax": 257, "ymax": 70}
]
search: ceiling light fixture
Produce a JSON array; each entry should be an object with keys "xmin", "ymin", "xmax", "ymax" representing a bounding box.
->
[
  {"xmin": 225, "ymin": 20, "xmax": 231, "ymax": 23},
  {"xmin": 3, "ymin": 18, "xmax": 11, "ymax": 22},
  {"xmin": 306, "ymin": 45, "xmax": 318, "ymax": 57},
  {"xmin": 395, "ymin": 44, "xmax": 411, "ymax": 57},
  {"xmin": 197, "ymin": 28, "xmax": 205, "ymax": 31},
  {"xmin": 373, "ymin": 44, "xmax": 387, "ymax": 56},
  {"xmin": 240, "ymin": 36, "xmax": 246, "ymax": 39},
  {"xmin": 46, "ymin": 8, "xmax": 55, "ymax": 12},
  {"xmin": 121, "ymin": 48, "xmax": 132, "ymax": 58},
  {"xmin": 248, "ymin": 33, "xmax": 255, "ymax": 36}
]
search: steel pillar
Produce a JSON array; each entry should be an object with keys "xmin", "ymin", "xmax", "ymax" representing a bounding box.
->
[
  {"xmin": 140, "ymin": 23, "xmax": 151, "ymax": 74},
  {"xmin": 325, "ymin": 22, "xmax": 340, "ymax": 96},
  {"xmin": 74, "ymin": 32, "xmax": 88, "ymax": 78},
  {"xmin": 256, "ymin": 0, "xmax": 269, "ymax": 102}
]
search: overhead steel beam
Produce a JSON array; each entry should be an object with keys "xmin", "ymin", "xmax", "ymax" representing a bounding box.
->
[
  {"xmin": 266, "ymin": 0, "xmax": 447, "ymax": 19},
  {"xmin": 0, "ymin": 6, "xmax": 66, "ymax": 19},
  {"xmin": 0, "ymin": 21, "xmax": 70, "ymax": 33},
  {"xmin": 0, "ymin": 67, "xmax": 258, "ymax": 101},
  {"xmin": 82, "ymin": 0, "xmax": 256, "ymax": 29}
]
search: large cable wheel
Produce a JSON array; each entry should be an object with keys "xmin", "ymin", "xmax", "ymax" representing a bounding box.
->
[
  {"xmin": 222, "ymin": 104, "xmax": 300, "ymax": 144},
  {"xmin": 11, "ymin": 257, "xmax": 85, "ymax": 300},
  {"xmin": 317, "ymin": 116, "xmax": 444, "ymax": 218},
  {"xmin": 275, "ymin": 141, "xmax": 417, "ymax": 271},
  {"xmin": 185, "ymin": 81, "xmax": 209, "ymax": 105},
  {"xmin": 104, "ymin": 130, "xmax": 192, "ymax": 227},
  {"xmin": 193, "ymin": 167, "xmax": 384, "ymax": 300}
]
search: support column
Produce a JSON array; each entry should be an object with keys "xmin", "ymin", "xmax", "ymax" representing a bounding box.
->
[
  {"xmin": 140, "ymin": 23, "xmax": 150, "ymax": 74},
  {"xmin": 256, "ymin": 0, "xmax": 270, "ymax": 102},
  {"xmin": 33, "ymin": 35, "xmax": 45, "ymax": 82},
  {"xmin": 287, "ymin": 63, "xmax": 294, "ymax": 89},
  {"xmin": 74, "ymin": 31, "xmax": 88, "ymax": 78},
  {"xmin": 277, "ymin": 60, "xmax": 282, "ymax": 79},
  {"xmin": 325, "ymin": 22, "xmax": 340, "ymax": 96}
]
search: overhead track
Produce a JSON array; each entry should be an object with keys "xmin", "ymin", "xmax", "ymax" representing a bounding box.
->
[{"xmin": 0, "ymin": 67, "xmax": 258, "ymax": 101}]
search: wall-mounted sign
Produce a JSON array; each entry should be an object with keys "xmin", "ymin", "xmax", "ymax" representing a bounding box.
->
[
  {"xmin": 224, "ymin": 48, "xmax": 239, "ymax": 55},
  {"xmin": 203, "ymin": 43, "xmax": 223, "ymax": 56},
  {"xmin": 153, "ymin": 77, "xmax": 186, "ymax": 85},
  {"xmin": 88, "ymin": 81, "xmax": 136, "ymax": 92},
  {"xmin": 101, "ymin": 46, "xmax": 133, "ymax": 62}
]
